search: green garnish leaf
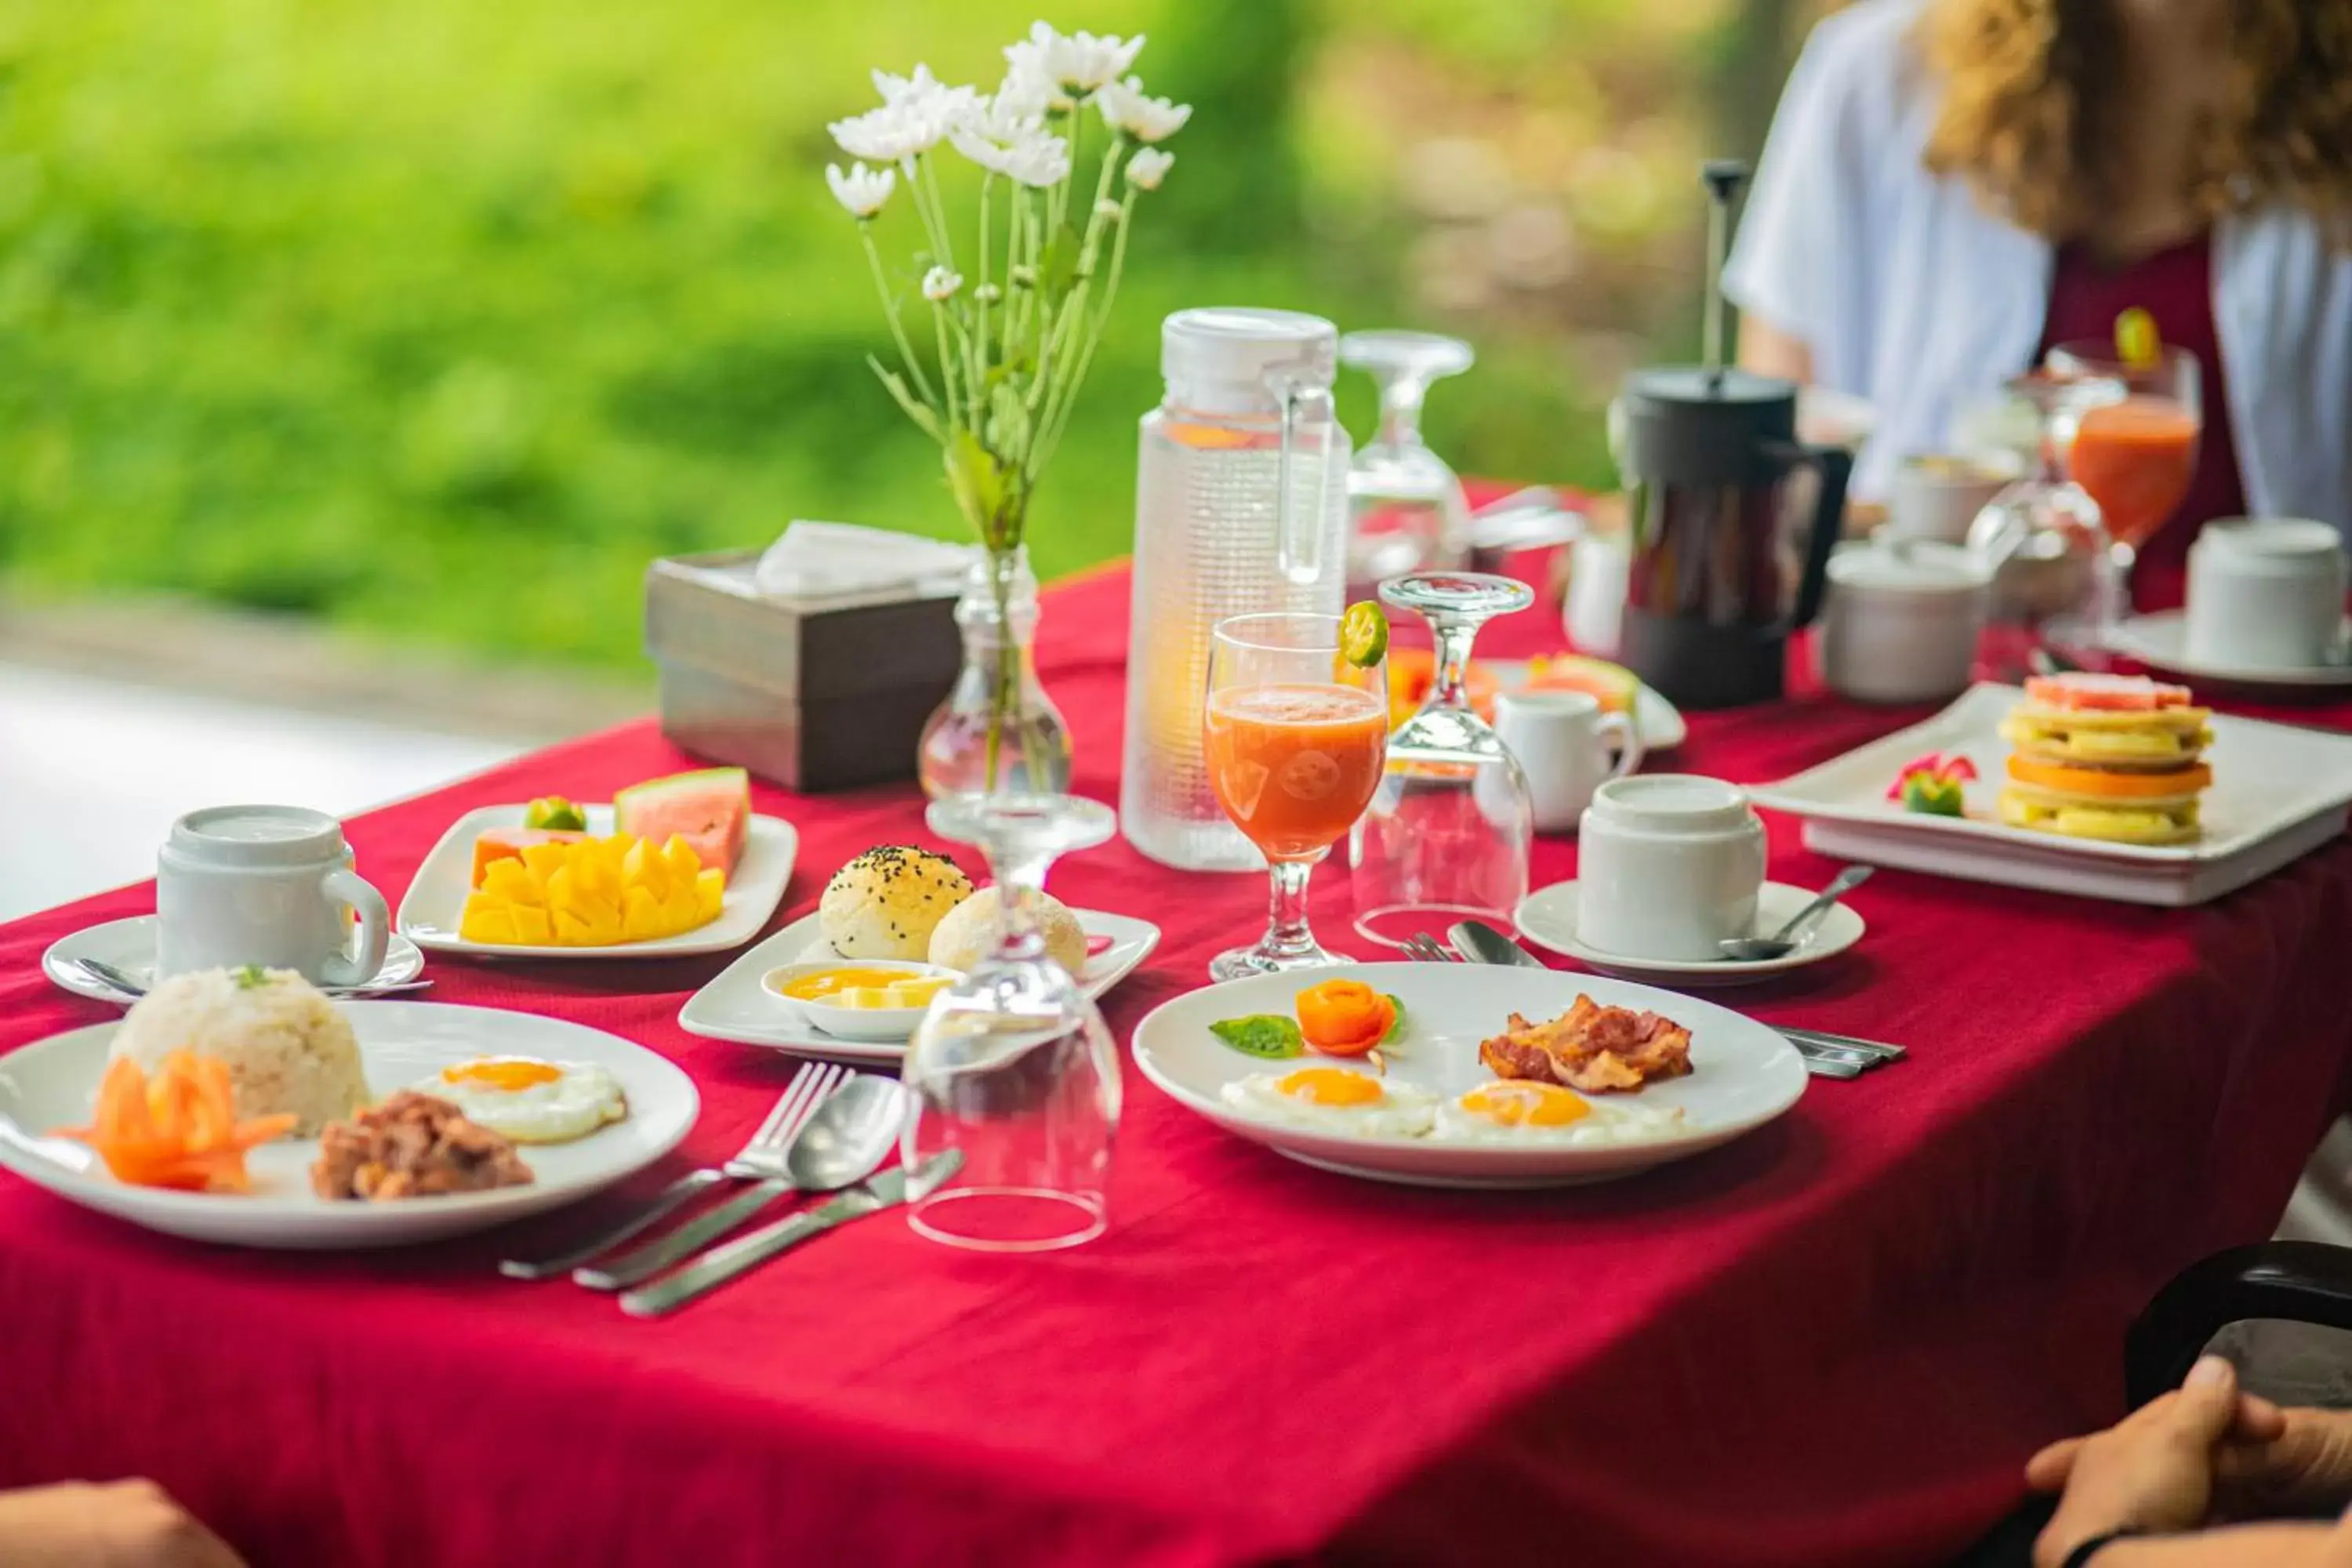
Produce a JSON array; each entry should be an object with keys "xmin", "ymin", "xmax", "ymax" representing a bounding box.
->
[
  {"xmin": 232, "ymin": 964, "xmax": 270, "ymax": 990},
  {"xmin": 1210, "ymin": 1015, "xmax": 1305, "ymax": 1060},
  {"xmin": 1381, "ymin": 994, "xmax": 1407, "ymax": 1044}
]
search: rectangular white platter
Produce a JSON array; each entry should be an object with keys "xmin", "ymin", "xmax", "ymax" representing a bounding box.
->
[
  {"xmin": 1748, "ymin": 683, "xmax": 2352, "ymax": 906},
  {"xmin": 679, "ymin": 908, "xmax": 1160, "ymax": 1065},
  {"xmin": 397, "ymin": 804, "xmax": 798, "ymax": 958}
]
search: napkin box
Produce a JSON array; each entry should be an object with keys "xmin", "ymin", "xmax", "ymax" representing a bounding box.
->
[{"xmin": 644, "ymin": 551, "xmax": 960, "ymax": 793}]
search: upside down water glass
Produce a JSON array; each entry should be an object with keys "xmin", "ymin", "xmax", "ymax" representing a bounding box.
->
[
  {"xmin": 1349, "ymin": 572, "xmax": 1535, "ymax": 948},
  {"xmin": 901, "ymin": 793, "xmax": 1120, "ymax": 1253},
  {"xmin": 1203, "ymin": 612, "xmax": 1389, "ymax": 980}
]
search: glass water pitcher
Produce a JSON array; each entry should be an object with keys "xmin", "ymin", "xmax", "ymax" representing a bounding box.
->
[{"xmin": 1120, "ymin": 308, "xmax": 1351, "ymax": 872}]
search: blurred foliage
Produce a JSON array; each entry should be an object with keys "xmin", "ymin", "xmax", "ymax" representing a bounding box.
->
[{"xmin": 0, "ymin": 0, "xmax": 1786, "ymax": 672}]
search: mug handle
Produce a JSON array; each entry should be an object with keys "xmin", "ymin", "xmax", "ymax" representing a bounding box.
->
[
  {"xmin": 1598, "ymin": 710, "xmax": 1645, "ymax": 783},
  {"xmin": 1767, "ymin": 441, "xmax": 1856, "ymax": 633},
  {"xmin": 319, "ymin": 866, "xmax": 391, "ymax": 988}
]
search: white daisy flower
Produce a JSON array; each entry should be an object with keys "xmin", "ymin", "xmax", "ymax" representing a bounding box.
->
[
  {"xmin": 1095, "ymin": 77, "xmax": 1190, "ymax": 143},
  {"xmin": 949, "ymin": 96, "xmax": 1070, "ymax": 188},
  {"xmin": 825, "ymin": 161, "xmax": 898, "ymax": 218},
  {"xmin": 922, "ymin": 266, "xmax": 964, "ymax": 302},
  {"xmin": 1124, "ymin": 147, "xmax": 1174, "ymax": 191},
  {"xmin": 829, "ymin": 103, "xmax": 939, "ymax": 164},
  {"xmin": 1005, "ymin": 22, "xmax": 1144, "ymax": 100},
  {"xmin": 871, "ymin": 64, "xmax": 981, "ymax": 129}
]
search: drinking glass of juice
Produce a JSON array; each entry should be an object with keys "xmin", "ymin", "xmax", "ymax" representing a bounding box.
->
[
  {"xmin": 1203, "ymin": 612, "xmax": 1388, "ymax": 980},
  {"xmin": 2046, "ymin": 342, "xmax": 2202, "ymax": 585}
]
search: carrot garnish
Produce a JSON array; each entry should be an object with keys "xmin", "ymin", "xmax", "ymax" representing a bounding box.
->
[{"xmin": 56, "ymin": 1053, "xmax": 296, "ymax": 1194}]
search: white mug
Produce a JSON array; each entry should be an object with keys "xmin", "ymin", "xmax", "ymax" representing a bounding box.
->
[
  {"xmin": 2184, "ymin": 517, "xmax": 2348, "ymax": 671},
  {"xmin": 1574, "ymin": 775, "xmax": 1766, "ymax": 961},
  {"xmin": 156, "ymin": 805, "xmax": 391, "ymax": 985},
  {"xmin": 1494, "ymin": 690, "xmax": 1643, "ymax": 833},
  {"xmin": 1885, "ymin": 451, "xmax": 2021, "ymax": 546},
  {"xmin": 1564, "ymin": 532, "xmax": 1630, "ymax": 657}
]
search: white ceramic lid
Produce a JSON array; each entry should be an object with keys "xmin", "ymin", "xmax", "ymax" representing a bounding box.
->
[
  {"xmin": 2190, "ymin": 517, "xmax": 2345, "ymax": 572},
  {"xmin": 1831, "ymin": 539, "xmax": 1994, "ymax": 597},
  {"xmin": 1585, "ymin": 774, "xmax": 1753, "ymax": 834}
]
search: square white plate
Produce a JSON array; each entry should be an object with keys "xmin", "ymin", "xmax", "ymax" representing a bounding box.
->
[
  {"xmin": 679, "ymin": 908, "xmax": 1161, "ymax": 1064},
  {"xmin": 1749, "ymin": 683, "xmax": 2352, "ymax": 905},
  {"xmin": 397, "ymin": 804, "xmax": 797, "ymax": 958}
]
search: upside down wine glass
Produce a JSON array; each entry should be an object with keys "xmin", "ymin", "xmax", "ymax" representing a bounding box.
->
[
  {"xmin": 1349, "ymin": 572, "xmax": 1534, "ymax": 949},
  {"xmin": 1341, "ymin": 330, "xmax": 1476, "ymax": 595},
  {"xmin": 1966, "ymin": 371, "xmax": 2129, "ymax": 671},
  {"xmin": 901, "ymin": 793, "xmax": 1120, "ymax": 1253},
  {"xmin": 1203, "ymin": 612, "xmax": 1389, "ymax": 980}
]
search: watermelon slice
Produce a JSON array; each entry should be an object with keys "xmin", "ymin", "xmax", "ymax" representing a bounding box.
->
[
  {"xmin": 613, "ymin": 767, "xmax": 751, "ymax": 877},
  {"xmin": 472, "ymin": 828, "xmax": 589, "ymax": 888}
]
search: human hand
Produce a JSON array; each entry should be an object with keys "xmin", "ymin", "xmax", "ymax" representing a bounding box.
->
[
  {"xmin": 2211, "ymin": 1407, "xmax": 2352, "ymax": 1520},
  {"xmin": 2028, "ymin": 1356, "xmax": 2277, "ymax": 1568},
  {"xmin": 0, "ymin": 1479, "xmax": 245, "ymax": 1568}
]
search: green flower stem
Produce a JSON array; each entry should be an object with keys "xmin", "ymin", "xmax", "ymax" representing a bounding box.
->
[{"xmin": 858, "ymin": 223, "xmax": 938, "ymax": 410}]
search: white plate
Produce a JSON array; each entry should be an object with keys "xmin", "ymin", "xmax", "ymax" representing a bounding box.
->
[
  {"xmin": 44, "ymin": 917, "xmax": 428, "ymax": 1006},
  {"xmin": 1486, "ymin": 660, "xmax": 1687, "ymax": 751},
  {"xmin": 1749, "ymin": 683, "xmax": 2352, "ymax": 906},
  {"xmin": 0, "ymin": 1003, "xmax": 698, "ymax": 1249},
  {"xmin": 2107, "ymin": 611, "xmax": 2352, "ymax": 690},
  {"xmin": 1131, "ymin": 962, "xmax": 1806, "ymax": 1189},
  {"xmin": 1514, "ymin": 880, "xmax": 1866, "ymax": 986},
  {"xmin": 678, "ymin": 909, "xmax": 1162, "ymax": 1064},
  {"xmin": 397, "ymin": 804, "xmax": 797, "ymax": 959}
]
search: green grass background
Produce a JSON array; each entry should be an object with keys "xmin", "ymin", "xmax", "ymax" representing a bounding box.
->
[{"xmin": 0, "ymin": 0, "xmax": 1772, "ymax": 672}]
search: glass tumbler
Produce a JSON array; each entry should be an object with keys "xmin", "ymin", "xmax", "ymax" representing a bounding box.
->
[{"xmin": 901, "ymin": 793, "xmax": 1120, "ymax": 1254}]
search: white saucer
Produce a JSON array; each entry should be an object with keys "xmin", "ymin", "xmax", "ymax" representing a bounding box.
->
[
  {"xmin": 2106, "ymin": 611, "xmax": 2352, "ymax": 690},
  {"xmin": 1486, "ymin": 660, "xmax": 1688, "ymax": 750},
  {"xmin": 44, "ymin": 917, "xmax": 429, "ymax": 1007},
  {"xmin": 678, "ymin": 908, "xmax": 1161, "ymax": 1064},
  {"xmin": 1513, "ymin": 880, "xmax": 1866, "ymax": 987}
]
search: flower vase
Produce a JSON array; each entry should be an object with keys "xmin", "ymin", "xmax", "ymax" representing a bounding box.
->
[{"xmin": 917, "ymin": 546, "xmax": 1073, "ymax": 799}]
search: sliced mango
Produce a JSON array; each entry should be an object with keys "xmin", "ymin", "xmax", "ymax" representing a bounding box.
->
[{"xmin": 458, "ymin": 829, "xmax": 727, "ymax": 946}]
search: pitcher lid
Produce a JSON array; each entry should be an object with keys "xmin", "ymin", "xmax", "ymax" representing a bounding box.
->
[{"xmin": 1163, "ymin": 308, "xmax": 1338, "ymax": 400}]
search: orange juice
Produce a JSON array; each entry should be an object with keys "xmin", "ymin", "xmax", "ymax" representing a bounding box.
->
[
  {"xmin": 1203, "ymin": 684, "xmax": 1388, "ymax": 861},
  {"xmin": 2071, "ymin": 397, "xmax": 2198, "ymax": 549}
]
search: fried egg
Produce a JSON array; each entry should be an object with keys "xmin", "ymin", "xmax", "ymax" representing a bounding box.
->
[
  {"xmin": 1222, "ymin": 1066, "xmax": 1436, "ymax": 1138},
  {"xmin": 412, "ymin": 1057, "xmax": 627, "ymax": 1145},
  {"xmin": 1433, "ymin": 1079, "xmax": 1688, "ymax": 1145}
]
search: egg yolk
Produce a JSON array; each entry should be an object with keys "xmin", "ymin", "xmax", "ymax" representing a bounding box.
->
[
  {"xmin": 1459, "ymin": 1081, "xmax": 1590, "ymax": 1127},
  {"xmin": 1276, "ymin": 1067, "xmax": 1385, "ymax": 1107},
  {"xmin": 442, "ymin": 1058, "xmax": 563, "ymax": 1091}
]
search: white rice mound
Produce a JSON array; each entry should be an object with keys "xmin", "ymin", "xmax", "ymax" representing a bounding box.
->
[{"xmin": 108, "ymin": 967, "xmax": 372, "ymax": 1138}]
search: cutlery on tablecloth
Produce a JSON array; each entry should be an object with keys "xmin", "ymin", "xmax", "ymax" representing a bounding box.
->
[
  {"xmin": 502, "ymin": 1061, "xmax": 845, "ymax": 1280},
  {"xmin": 1717, "ymin": 866, "xmax": 1873, "ymax": 961},
  {"xmin": 1403, "ymin": 932, "xmax": 1461, "ymax": 963},
  {"xmin": 620, "ymin": 1151, "xmax": 964, "ymax": 1319},
  {"xmin": 71, "ymin": 956, "xmax": 433, "ymax": 1001},
  {"xmin": 575, "ymin": 1071, "xmax": 906, "ymax": 1291},
  {"xmin": 1444, "ymin": 918, "xmax": 1900, "ymax": 1079}
]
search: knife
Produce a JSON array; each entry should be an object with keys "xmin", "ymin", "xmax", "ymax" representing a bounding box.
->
[
  {"xmin": 619, "ymin": 1151, "xmax": 963, "ymax": 1319},
  {"xmin": 1447, "ymin": 919, "xmax": 1893, "ymax": 1076}
]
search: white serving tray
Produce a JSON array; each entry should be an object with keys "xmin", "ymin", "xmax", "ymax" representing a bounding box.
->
[{"xmin": 1748, "ymin": 683, "xmax": 2352, "ymax": 906}]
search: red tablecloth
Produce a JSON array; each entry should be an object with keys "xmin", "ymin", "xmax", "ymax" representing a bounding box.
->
[{"xmin": 6, "ymin": 564, "xmax": 2352, "ymax": 1567}]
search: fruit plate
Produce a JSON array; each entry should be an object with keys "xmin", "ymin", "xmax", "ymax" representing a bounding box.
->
[
  {"xmin": 1131, "ymin": 962, "xmax": 1806, "ymax": 1189},
  {"xmin": 1748, "ymin": 683, "xmax": 2352, "ymax": 906},
  {"xmin": 397, "ymin": 805, "xmax": 797, "ymax": 959},
  {"xmin": 678, "ymin": 909, "xmax": 1161, "ymax": 1065},
  {"xmin": 0, "ymin": 1003, "xmax": 697, "ymax": 1249}
]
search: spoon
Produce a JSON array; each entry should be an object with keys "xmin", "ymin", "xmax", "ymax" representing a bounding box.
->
[
  {"xmin": 575, "ymin": 1073, "xmax": 908, "ymax": 1291},
  {"xmin": 71, "ymin": 956, "xmax": 433, "ymax": 1000},
  {"xmin": 1718, "ymin": 866, "xmax": 1873, "ymax": 962}
]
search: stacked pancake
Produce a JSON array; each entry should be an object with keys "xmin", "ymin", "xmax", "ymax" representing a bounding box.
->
[{"xmin": 1996, "ymin": 673, "xmax": 2212, "ymax": 844}]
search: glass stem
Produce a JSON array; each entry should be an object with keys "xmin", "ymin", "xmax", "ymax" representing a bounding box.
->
[
  {"xmin": 993, "ymin": 845, "xmax": 1052, "ymax": 963},
  {"xmin": 1377, "ymin": 376, "xmax": 1428, "ymax": 450},
  {"xmin": 1261, "ymin": 857, "xmax": 1319, "ymax": 960},
  {"xmin": 1429, "ymin": 621, "xmax": 1477, "ymax": 710}
]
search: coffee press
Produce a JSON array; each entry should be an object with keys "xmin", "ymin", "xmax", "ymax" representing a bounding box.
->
[{"xmin": 1611, "ymin": 162, "xmax": 1852, "ymax": 709}]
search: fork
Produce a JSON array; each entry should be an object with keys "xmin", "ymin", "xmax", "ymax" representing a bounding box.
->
[
  {"xmin": 498, "ymin": 1061, "xmax": 846, "ymax": 1280},
  {"xmin": 1404, "ymin": 932, "xmax": 1461, "ymax": 963}
]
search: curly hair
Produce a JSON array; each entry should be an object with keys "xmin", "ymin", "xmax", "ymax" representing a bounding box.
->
[{"xmin": 1921, "ymin": 0, "xmax": 2352, "ymax": 242}]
